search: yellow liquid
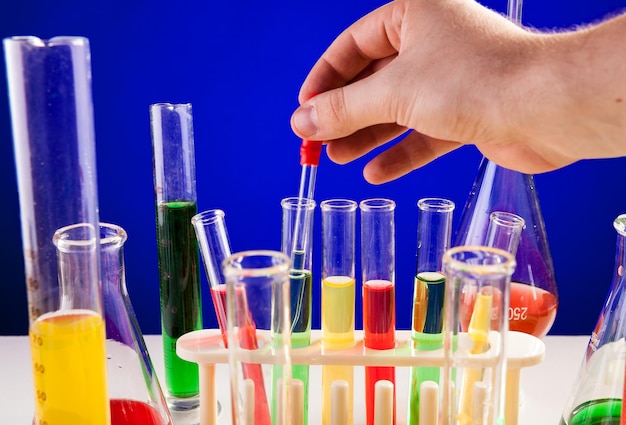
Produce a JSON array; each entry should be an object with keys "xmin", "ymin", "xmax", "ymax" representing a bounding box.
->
[
  {"xmin": 321, "ymin": 276, "xmax": 355, "ymax": 347},
  {"xmin": 322, "ymin": 276, "xmax": 355, "ymax": 425},
  {"xmin": 30, "ymin": 309, "xmax": 110, "ymax": 425}
]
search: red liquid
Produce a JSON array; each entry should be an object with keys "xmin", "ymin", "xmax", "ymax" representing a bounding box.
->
[
  {"xmin": 110, "ymin": 399, "xmax": 171, "ymax": 425},
  {"xmin": 210, "ymin": 285, "xmax": 271, "ymax": 425},
  {"xmin": 363, "ymin": 279, "xmax": 396, "ymax": 425},
  {"xmin": 459, "ymin": 282, "xmax": 558, "ymax": 337}
]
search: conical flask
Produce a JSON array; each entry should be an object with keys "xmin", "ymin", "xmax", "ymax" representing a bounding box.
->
[
  {"xmin": 99, "ymin": 222, "xmax": 173, "ymax": 425},
  {"xmin": 559, "ymin": 214, "xmax": 626, "ymax": 425},
  {"xmin": 454, "ymin": 157, "xmax": 558, "ymax": 338}
]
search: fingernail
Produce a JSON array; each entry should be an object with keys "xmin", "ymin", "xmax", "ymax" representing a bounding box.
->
[{"xmin": 292, "ymin": 104, "xmax": 319, "ymax": 137}]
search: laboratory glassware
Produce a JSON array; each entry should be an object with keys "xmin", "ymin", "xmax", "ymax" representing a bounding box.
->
[
  {"xmin": 281, "ymin": 196, "xmax": 316, "ymax": 424},
  {"xmin": 360, "ymin": 198, "xmax": 397, "ymax": 425},
  {"xmin": 454, "ymin": 158, "xmax": 558, "ymax": 338},
  {"xmin": 4, "ymin": 36, "xmax": 108, "ymax": 424},
  {"xmin": 442, "ymin": 246, "xmax": 515, "ymax": 425},
  {"xmin": 320, "ymin": 199, "xmax": 358, "ymax": 425},
  {"xmin": 98, "ymin": 222, "xmax": 173, "ymax": 425},
  {"xmin": 407, "ymin": 197, "xmax": 455, "ymax": 425},
  {"xmin": 150, "ymin": 102, "xmax": 202, "ymax": 411},
  {"xmin": 223, "ymin": 250, "xmax": 292, "ymax": 425},
  {"xmin": 559, "ymin": 214, "xmax": 626, "ymax": 425}
]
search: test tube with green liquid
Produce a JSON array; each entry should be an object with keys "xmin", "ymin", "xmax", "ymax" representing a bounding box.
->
[{"xmin": 150, "ymin": 103, "xmax": 202, "ymax": 412}]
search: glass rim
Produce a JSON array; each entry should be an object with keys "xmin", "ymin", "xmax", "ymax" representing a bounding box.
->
[
  {"xmin": 52, "ymin": 222, "xmax": 98, "ymax": 250},
  {"xmin": 191, "ymin": 209, "xmax": 225, "ymax": 226},
  {"xmin": 489, "ymin": 211, "xmax": 525, "ymax": 229},
  {"xmin": 4, "ymin": 35, "xmax": 88, "ymax": 47},
  {"xmin": 417, "ymin": 197, "xmax": 455, "ymax": 212},
  {"xmin": 223, "ymin": 250, "xmax": 290, "ymax": 278},
  {"xmin": 149, "ymin": 102, "xmax": 192, "ymax": 111},
  {"xmin": 320, "ymin": 198, "xmax": 357, "ymax": 211},
  {"xmin": 614, "ymin": 214, "xmax": 626, "ymax": 236},
  {"xmin": 281, "ymin": 196, "xmax": 316, "ymax": 209},
  {"xmin": 359, "ymin": 198, "xmax": 396, "ymax": 211},
  {"xmin": 443, "ymin": 245, "xmax": 516, "ymax": 277}
]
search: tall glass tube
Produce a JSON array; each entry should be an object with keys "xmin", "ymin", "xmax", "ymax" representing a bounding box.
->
[
  {"xmin": 4, "ymin": 36, "xmax": 107, "ymax": 424},
  {"xmin": 150, "ymin": 103, "xmax": 202, "ymax": 411},
  {"xmin": 281, "ymin": 196, "xmax": 316, "ymax": 424},
  {"xmin": 407, "ymin": 198, "xmax": 455, "ymax": 425},
  {"xmin": 560, "ymin": 215, "xmax": 626, "ymax": 425},
  {"xmin": 442, "ymin": 246, "xmax": 515, "ymax": 425},
  {"xmin": 360, "ymin": 198, "xmax": 397, "ymax": 425},
  {"xmin": 320, "ymin": 199, "xmax": 357, "ymax": 425},
  {"xmin": 223, "ymin": 250, "xmax": 292, "ymax": 425}
]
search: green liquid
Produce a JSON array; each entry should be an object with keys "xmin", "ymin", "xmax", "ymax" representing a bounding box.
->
[
  {"xmin": 156, "ymin": 200, "xmax": 203, "ymax": 397},
  {"xmin": 561, "ymin": 399, "xmax": 622, "ymax": 425}
]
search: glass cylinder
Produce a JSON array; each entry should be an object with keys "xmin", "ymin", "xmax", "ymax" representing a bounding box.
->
[
  {"xmin": 320, "ymin": 199, "xmax": 357, "ymax": 425},
  {"xmin": 441, "ymin": 246, "xmax": 515, "ymax": 425},
  {"xmin": 360, "ymin": 198, "xmax": 397, "ymax": 425},
  {"xmin": 454, "ymin": 158, "xmax": 558, "ymax": 338},
  {"xmin": 560, "ymin": 214, "xmax": 626, "ymax": 425},
  {"xmin": 484, "ymin": 211, "xmax": 525, "ymax": 257},
  {"xmin": 407, "ymin": 197, "xmax": 455, "ymax": 425},
  {"xmin": 223, "ymin": 250, "xmax": 292, "ymax": 425},
  {"xmin": 281, "ymin": 196, "xmax": 316, "ymax": 424},
  {"xmin": 99, "ymin": 223, "xmax": 173, "ymax": 425},
  {"xmin": 150, "ymin": 102, "xmax": 202, "ymax": 410},
  {"xmin": 43, "ymin": 224, "xmax": 109, "ymax": 424},
  {"xmin": 4, "ymin": 36, "xmax": 106, "ymax": 424}
]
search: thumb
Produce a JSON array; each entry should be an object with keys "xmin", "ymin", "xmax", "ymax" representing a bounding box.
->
[{"xmin": 290, "ymin": 73, "xmax": 396, "ymax": 141}]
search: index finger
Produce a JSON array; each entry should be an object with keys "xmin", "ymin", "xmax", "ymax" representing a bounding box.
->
[{"xmin": 298, "ymin": 1, "xmax": 403, "ymax": 103}]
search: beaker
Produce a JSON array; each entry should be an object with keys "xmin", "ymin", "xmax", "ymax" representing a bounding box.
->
[
  {"xmin": 559, "ymin": 214, "xmax": 626, "ymax": 425},
  {"xmin": 408, "ymin": 197, "xmax": 455, "ymax": 425},
  {"xmin": 223, "ymin": 250, "xmax": 292, "ymax": 425},
  {"xmin": 320, "ymin": 199, "xmax": 358, "ymax": 425},
  {"xmin": 441, "ymin": 246, "xmax": 515, "ymax": 425},
  {"xmin": 4, "ymin": 36, "xmax": 108, "ymax": 424},
  {"xmin": 150, "ymin": 102, "xmax": 202, "ymax": 411},
  {"xmin": 454, "ymin": 158, "xmax": 558, "ymax": 338},
  {"xmin": 360, "ymin": 198, "xmax": 397, "ymax": 425},
  {"xmin": 99, "ymin": 222, "xmax": 173, "ymax": 425},
  {"xmin": 281, "ymin": 196, "xmax": 316, "ymax": 424}
]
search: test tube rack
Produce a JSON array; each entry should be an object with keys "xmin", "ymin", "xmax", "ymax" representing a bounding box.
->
[{"xmin": 177, "ymin": 329, "xmax": 545, "ymax": 425}]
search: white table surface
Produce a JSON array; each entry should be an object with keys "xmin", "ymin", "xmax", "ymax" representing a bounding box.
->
[{"xmin": 0, "ymin": 334, "xmax": 588, "ymax": 424}]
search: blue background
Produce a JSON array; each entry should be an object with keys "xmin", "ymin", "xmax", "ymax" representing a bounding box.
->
[{"xmin": 1, "ymin": 0, "xmax": 626, "ymax": 336}]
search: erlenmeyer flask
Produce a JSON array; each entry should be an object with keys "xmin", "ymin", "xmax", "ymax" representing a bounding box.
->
[
  {"xmin": 454, "ymin": 157, "xmax": 558, "ymax": 338},
  {"xmin": 99, "ymin": 222, "xmax": 173, "ymax": 425},
  {"xmin": 559, "ymin": 214, "xmax": 626, "ymax": 425}
]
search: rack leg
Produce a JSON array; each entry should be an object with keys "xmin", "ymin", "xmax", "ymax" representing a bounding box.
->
[
  {"xmin": 199, "ymin": 363, "xmax": 218, "ymax": 425},
  {"xmin": 505, "ymin": 368, "xmax": 521, "ymax": 425}
]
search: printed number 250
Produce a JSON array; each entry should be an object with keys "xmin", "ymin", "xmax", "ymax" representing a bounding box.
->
[{"xmin": 509, "ymin": 307, "xmax": 528, "ymax": 321}]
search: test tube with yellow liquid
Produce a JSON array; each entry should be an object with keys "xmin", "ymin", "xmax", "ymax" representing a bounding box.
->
[
  {"xmin": 4, "ymin": 36, "xmax": 109, "ymax": 424},
  {"xmin": 320, "ymin": 199, "xmax": 358, "ymax": 425}
]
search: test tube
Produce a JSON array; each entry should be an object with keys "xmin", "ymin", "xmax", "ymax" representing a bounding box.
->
[
  {"xmin": 484, "ymin": 211, "xmax": 525, "ymax": 257},
  {"xmin": 150, "ymin": 103, "xmax": 202, "ymax": 411},
  {"xmin": 223, "ymin": 250, "xmax": 292, "ymax": 425},
  {"xmin": 281, "ymin": 196, "xmax": 316, "ymax": 424},
  {"xmin": 321, "ymin": 199, "xmax": 358, "ymax": 425},
  {"xmin": 407, "ymin": 198, "xmax": 455, "ymax": 425},
  {"xmin": 192, "ymin": 209, "xmax": 269, "ymax": 424},
  {"xmin": 360, "ymin": 198, "xmax": 397, "ymax": 425},
  {"xmin": 441, "ymin": 246, "xmax": 515, "ymax": 425},
  {"xmin": 4, "ymin": 36, "xmax": 108, "ymax": 424}
]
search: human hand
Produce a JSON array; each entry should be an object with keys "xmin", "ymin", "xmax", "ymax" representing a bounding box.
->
[{"xmin": 290, "ymin": 0, "xmax": 626, "ymax": 182}]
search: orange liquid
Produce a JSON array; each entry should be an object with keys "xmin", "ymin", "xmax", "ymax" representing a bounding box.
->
[
  {"xmin": 30, "ymin": 309, "xmax": 109, "ymax": 424},
  {"xmin": 460, "ymin": 282, "xmax": 558, "ymax": 337}
]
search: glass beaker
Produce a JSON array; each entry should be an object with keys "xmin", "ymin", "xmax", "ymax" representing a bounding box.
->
[
  {"xmin": 559, "ymin": 214, "xmax": 626, "ymax": 425},
  {"xmin": 454, "ymin": 158, "xmax": 558, "ymax": 338},
  {"xmin": 408, "ymin": 197, "xmax": 455, "ymax": 425},
  {"xmin": 320, "ymin": 199, "xmax": 358, "ymax": 425},
  {"xmin": 441, "ymin": 246, "xmax": 515, "ymax": 425},
  {"xmin": 4, "ymin": 36, "xmax": 108, "ymax": 424},
  {"xmin": 99, "ymin": 222, "xmax": 173, "ymax": 425},
  {"xmin": 360, "ymin": 198, "xmax": 397, "ymax": 425},
  {"xmin": 223, "ymin": 250, "xmax": 292, "ymax": 425},
  {"xmin": 281, "ymin": 196, "xmax": 316, "ymax": 424},
  {"xmin": 150, "ymin": 102, "xmax": 202, "ymax": 411}
]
